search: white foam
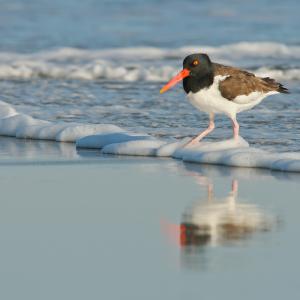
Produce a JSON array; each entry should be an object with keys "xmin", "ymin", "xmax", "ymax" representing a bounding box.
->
[
  {"xmin": 0, "ymin": 61, "xmax": 177, "ymax": 82},
  {"xmin": 55, "ymin": 124, "xmax": 124, "ymax": 142},
  {"xmin": 1, "ymin": 42, "xmax": 298, "ymax": 62},
  {"xmin": 16, "ymin": 122, "xmax": 52, "ymax": 139},
  {"xmin": 102, "ymin": 140, "xmax": 166, "ymax": 156},
  {"xmin": 181, "ymin": 148, "xmax": 300, "ymax": 172},
  {"xmin": 17, "ymin": 123, "xmax": 72, "ymax": 140},
  {"xmin": 0, "ymin": 101, "xmax": 125, "ymax": 143},
  {"xmin": 0, "ymin": 42, "xmax": 299, "ymax": 81},
  {"xmin": 196, "ymin": 42, "xmax": 300, "ymax": 59},
  {"xmin": 76, "ymin": 132, "xmax": 152, "ymax": 148},
  {"xmin": 156, "ymin": 138, "xmax": 190, "ymax": 157},
  {"xmin": 0, "ymin": 101, "xmax": 18, "ymax": 118},
  {"xmin": 0, "ymin": 114, "xmax": 49, "ymax": 137},
  {"xmin": 173, "ymin": 137, "xmax": 250, "ymax": 159},
  {"xmin": 0, "ymin": 101, "xmax": 299, "ymax": 172},
  {"xmin": 254, "ymin": 67, "xmax": 300, "ymax": 81},
  {"xmin": 0, "ymin": 61, "xmax": 298, "ymax": 82}
]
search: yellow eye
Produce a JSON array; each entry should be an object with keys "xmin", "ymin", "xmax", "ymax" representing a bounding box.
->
[{"xmin": 192, "ymin": 60, "xmax": 199, "ymax": 66}]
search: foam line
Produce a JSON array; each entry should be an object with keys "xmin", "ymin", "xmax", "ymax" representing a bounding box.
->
[
  {"xmin": 0, "ymin": 101, "xmax": 124, "ymax": 142},
  {"xmin": 0, "ymin": 100, "xmax": 299, "ymax": 172},
  {"xmin": 102, "ymin": 140, "xmax": 166, "ymax": 156},
  {"xmin": 76, "ymin": 132, "xmax": 152, "ymax": 149}
]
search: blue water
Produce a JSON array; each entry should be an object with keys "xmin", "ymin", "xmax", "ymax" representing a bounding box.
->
[
  {"xmin": 0, "ymin": 0, "xmax": 299, "ymax": 152},
  {"xmin": 0, "ymin": 2, "xmax": 299, "ymax": 299},
  {"xmin": 1, "ymin": 0, "xmax": 299, "ymax": 52},
  {"xmin": 0, "ymin": 142, "xmax": 299, "ymax": 300}
]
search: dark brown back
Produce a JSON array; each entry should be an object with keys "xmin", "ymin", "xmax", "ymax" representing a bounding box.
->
[{"xmin": 213, "ymin": 63, "xmax": 288, "ymax": 101}]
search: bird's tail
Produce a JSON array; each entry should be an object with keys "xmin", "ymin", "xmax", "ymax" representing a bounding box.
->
[
  {"xmin": 277, "ymin": 83, "xmax": 289, "ymax": 94},
  {"xmin": 263, "ymin": 77, "xmax": 289, "ymax": 94}
]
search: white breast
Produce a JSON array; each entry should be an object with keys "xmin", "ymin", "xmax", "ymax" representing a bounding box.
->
[
  {"xmin": 187, "ymin": 75, "xmax": 278, "ymax": 118},
  {"xmin": 187, "ymin": 75, "xmax": 237, "ymax": 118}
]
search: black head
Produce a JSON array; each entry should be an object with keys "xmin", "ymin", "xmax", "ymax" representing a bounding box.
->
[
  {"xmin": 159, "ymin": 53, "xmax": 214, "ymax": 95},
  {"xmin": 182, "ymin": 53, "xmax": 214, "ymax": 94},
  {"xmin": 183, "ymin": 53, "xmax": 212, "ymax": 76}
]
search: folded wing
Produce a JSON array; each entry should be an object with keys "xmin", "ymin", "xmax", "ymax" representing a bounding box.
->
[{"xmin": 213, "ymin": 63, "xmax": 288, "ymax": 103}]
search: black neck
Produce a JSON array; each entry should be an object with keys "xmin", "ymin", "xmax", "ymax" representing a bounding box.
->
[{"xmin": 183, "ymin": 72, "xmax": 214, "ymax": 94}]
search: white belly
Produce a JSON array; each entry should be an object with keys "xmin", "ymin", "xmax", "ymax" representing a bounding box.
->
[{"xmin": 187, "ymin": 75, "xmax": 278, "ymax": 118}]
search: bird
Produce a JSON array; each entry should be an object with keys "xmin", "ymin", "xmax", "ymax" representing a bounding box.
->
[
  {"xmin": 161, "ymin": 177, "xmax": 275, "ymax": 248},
  {"xmin": 180, "ymin": 179, "xmax": 274, "ymax": 247},
  {"xmin": 160, "ymin": 53, "xmax": 288, "ymax": 146}
]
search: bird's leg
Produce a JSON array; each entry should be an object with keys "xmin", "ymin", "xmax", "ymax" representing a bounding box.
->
[
  {"xmin": 207, "ymin": 183, "xmax": 214, "ymax": 202},
  {"xmin": 228, "ymin": 179, "xmax": 238, "ymax": 208},
  {"xmin": 231, "ymin": 118, "xmax": 240, "ymax": 139},
  {"xmin": 185, "ymin": 113, "xmax": 215, "ymax": 146},
  {"xmin": 231, "ymin": 179, "xmax": 238, "ymax": 195}
]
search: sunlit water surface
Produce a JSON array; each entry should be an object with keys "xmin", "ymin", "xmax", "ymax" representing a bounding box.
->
[
  {"xmin": 0, "ymin": 0, "xmax": 299, "ymax": 152},
  {"xmin": 0, "ymin": 1, "xmax": 299, "ymax": 298},
  {"xmin": 0, "ymin": 139, "xmax": 299, "ymax": 299}
]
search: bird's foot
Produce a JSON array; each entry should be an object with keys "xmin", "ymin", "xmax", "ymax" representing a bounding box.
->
[{"xmin": 184, "ymin": 138, "xmax": 201, "ymax": 147}]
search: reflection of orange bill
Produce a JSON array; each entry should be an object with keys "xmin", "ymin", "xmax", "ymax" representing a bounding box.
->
[
  {"xmin": 160, "ymin": 220, "xmax": 203, "ymax": 246},
  {"xmin": 160, "ymin": 218, "xmax": 180, "ymax": 246}
]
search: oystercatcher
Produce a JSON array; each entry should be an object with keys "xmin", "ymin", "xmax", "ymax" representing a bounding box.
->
[
  {"xmin": 160, "ymin": 53, "xmax": 288, "ymax": 146},
  {"xmin": 180, "ymin": 180, "xmax": 274, "ymax": 247}
]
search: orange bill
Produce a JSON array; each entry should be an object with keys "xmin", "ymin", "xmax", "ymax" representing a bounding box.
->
[{"xmin": 160, "ymin": 68, "xmax": 190, "ymax": 94}]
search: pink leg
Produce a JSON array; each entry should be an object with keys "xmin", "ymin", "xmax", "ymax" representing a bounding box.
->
[
  {"xmin": 231, "ymin": 118, "xmax": 240, "ymax": 139},
  {"xmin": 229, "ymin": 179, "xmax": 238, "ymax": 205},
  {"xmin": 186, "ymin": 114, "xmax": 215, "ymax": 146},
  {"xmin": 231, "ymin": 179, "xmax": 238, "ymax": 194},
  {"xmin": 207, "ymin": 183, "xmax": 214, "ymax": 202}
]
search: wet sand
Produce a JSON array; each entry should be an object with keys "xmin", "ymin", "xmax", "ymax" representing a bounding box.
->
[{"xmin": 0, "ymin": 137, "xmax": 299, "ymax": 300}]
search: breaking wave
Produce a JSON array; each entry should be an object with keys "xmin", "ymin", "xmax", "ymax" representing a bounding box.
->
[
  {"xmin": 0, "ymin": 42, "xmax": 299, "ymax": 81},
  {"xmin": 0, "ymin": 61, "xmax": 176, "ymax": 81},
  {"xmin": 0, "ymin": 62, "xmax": 299, "ymax": 82}
]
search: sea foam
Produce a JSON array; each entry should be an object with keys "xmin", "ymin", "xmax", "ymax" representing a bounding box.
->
[
  {"xmin": 0, "ymin": 100, "xmax": 299, "ymax": 172},
  {"xmin": 0, "ymin": 42, "xmax": 299, "ymax": 81}
]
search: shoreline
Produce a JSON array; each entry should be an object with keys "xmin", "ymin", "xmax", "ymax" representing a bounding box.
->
[{"xmin": 1, "ymin": 135, "xmax": 300, "ymax": 176}]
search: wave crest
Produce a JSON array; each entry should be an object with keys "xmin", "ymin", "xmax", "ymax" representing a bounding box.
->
[
  {"xmin": 0, "ymin": 42, "xmax": 299, "ymax": 81},
  {"xmin": 0, "ymin": 61, "xmax": 298, "ymax": 82}
]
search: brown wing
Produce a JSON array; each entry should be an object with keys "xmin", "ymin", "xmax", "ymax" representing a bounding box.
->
[{"xmin": 213, "ymin": 63, "xmax": 288, "ymax": 101}]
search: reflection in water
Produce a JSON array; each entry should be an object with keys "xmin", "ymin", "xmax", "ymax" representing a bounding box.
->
[
  {"xmin": 162, "ymin": 166, "xmax": 280, "ymax": 270},
  {"xmin": 180, "ymin": 180, "xmax": 274, "ymax": 248},
  {"xmin": 0, "ymin": 136, "xmax": 78, "ymax": 161}
]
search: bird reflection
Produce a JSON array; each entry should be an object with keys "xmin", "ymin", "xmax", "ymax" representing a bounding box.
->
[{"xmin": 180, "ymin": 179, "xmax": 274, "ymax": 248}]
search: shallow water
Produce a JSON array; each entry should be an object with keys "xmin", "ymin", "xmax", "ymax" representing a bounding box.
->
[
  {"xmin": 0, "ymin": 140, "xmax": 299, "ymax": 300},
  {"xmin": 0, "ymin": 1, "xmax": 299, "ymax": 297},
  {"xmin": 0, "ymin": 0, "xmax": 299, "ymax": 152}
]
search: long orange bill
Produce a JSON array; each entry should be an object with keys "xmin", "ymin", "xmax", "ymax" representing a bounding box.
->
[{"xmin": 160, "ymin": 68, "xmax": 190, "ymax": 94}]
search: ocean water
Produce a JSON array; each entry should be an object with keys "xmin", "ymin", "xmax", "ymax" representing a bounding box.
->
[
  {"xmin": 0, "ymin": 149, "xmax": 299, "ymax": 300},
  {"xmin": 0, "ymin": 0, "xmax": 299, "ymax": 152},
  {"xmin": 0, "ymin": 2, "xmax": 300, "ymax": 298}
]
